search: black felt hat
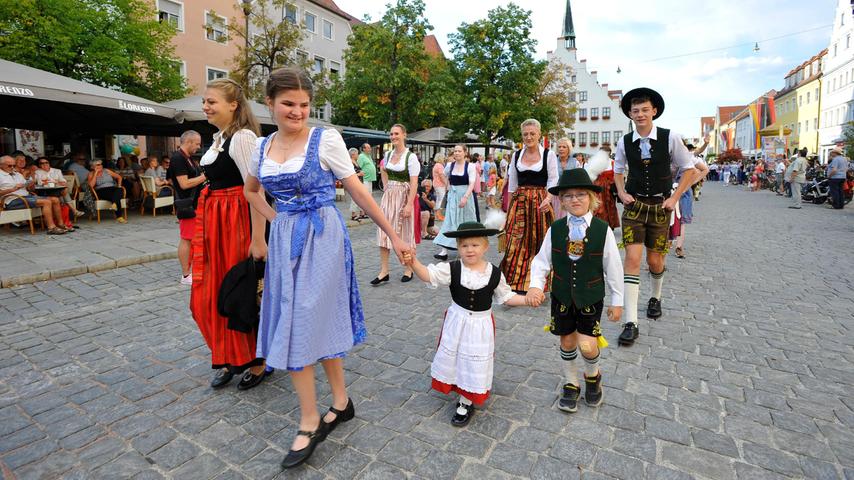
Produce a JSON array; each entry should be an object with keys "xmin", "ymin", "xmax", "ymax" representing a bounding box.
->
[
  {"xmin": 620, "ymin": 87, "xmax": 665, "ymax": 120},
  {"xmin": 444, "ymin": 221, "xmax": 500, "ymax": 238},
  {"xmin": 548, "ymin": 168, "xmax": 602, "ymax": 195}
]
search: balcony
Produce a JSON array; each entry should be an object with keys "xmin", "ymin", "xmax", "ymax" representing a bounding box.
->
[
  {"xmin": 579, "ymin": 142, "xmax": 587, "ymax": 147},
  {"xmin": 578, "ymin": 116, "xmax": 587, "ymax": 121},
  {"xmin": 590, "ymin": 142, "xmax": 599, "ymax": 147},
  {"xmin": 602, "ymin": 115, "xmax": 610, "ymax": 120},
  {"xmin": 590, "ymin": 116, "xmax": 599, "ymax": 120}
]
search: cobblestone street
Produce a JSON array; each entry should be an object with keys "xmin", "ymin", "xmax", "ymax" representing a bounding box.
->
[{"xmin": 1, "ymin": 182, "xmax": 852, "ymax": 479}]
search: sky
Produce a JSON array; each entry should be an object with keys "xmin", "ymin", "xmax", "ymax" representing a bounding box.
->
[{"xmin": 333, "ymin": 0, "xmax": 837, "ymax": 137}]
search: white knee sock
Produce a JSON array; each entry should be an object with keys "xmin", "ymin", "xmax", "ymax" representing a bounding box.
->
[
  {"xmin": 624, "ymin": 275, "xmax": 640, "ymax": 325},
  {"xmin": 650, "ymin": 269, "xmax": 665, "ymax": 299},
  {"xmin": 457, "ymin": 395, "xmax": 472, "ymax": 414},
  {"xmin": 584, "ymin": 352, "xmax": 600, "ymax": 377},
  {"xmin": 560, "ymin": 347, "xmax": 579, "ymax": 386}
]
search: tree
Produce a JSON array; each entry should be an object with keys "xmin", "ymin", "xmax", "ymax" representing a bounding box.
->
[
  {"xmin": 326, "ymin": 0, "xmax": 459, "ymax": 130},
  {"xmin": 226, "ymin": 0, "xmax": 305, "ymax": 101},
  {"xmin": 842, "ymin": 121, "xmax": 854, "ymax": 160},
  {"xmin": 0, "ymin": 0, "xmax": 187, "ymax": 102},
  {"xmin": 719, "ymin": 148, "xmax": 744, "ymax": 163},
  {"xmin": 534, "ymin": 60, "xmax": 577, "ymax": 138},
  {"xmin": 448, "ymin": 3, "xmax": 551, "ymax": 147}
]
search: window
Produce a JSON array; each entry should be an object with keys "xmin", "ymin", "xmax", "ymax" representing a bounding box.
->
[
  {"xmin": 205, "ymin": 12, "xmax": 227, "ymax": 43},
  {"xmin": 602, "ymin": 131, "xmax": 610, "ymax": 144},
  {"xmin": 590, "ymin": 132, "xmax": 598, "ymax": 145},
  {"xmin": 304, "ymin": 11, "xmax": 316, "ymax": 32},
  {"xmin": 579, "ymin": 108, "xmax": 587, "ymax": 119},
  {"xmin": 579, "ymin": 132, "xmax": 587, "ymax": 145},
  {"xmin": 834, "ymin": 43, "xmax": 838, "ymax": 57},
  {"xmin": 602, "ymin": 107, "xmax": 610, "ymax": 118},
  {"xmin": 570, "ymin": 75, "xmax": 577, "ymax": 83},
  {"xmin": 614, "ymin": 130, "xmax": 623, "ymax": 141},
  {"xmin": 578, "ymin": 91, "xmax": 588, "ymax": 102},
  {"xmin": 206, "ymin": 67, "xmax": 227, "ymax": 81},
  {"xmin": 313, "ymin": 56, "xmax": 324, "ymax": 74},
  {"xmin": 313, "ymin": 105, "xmax": 326, "ymax": 120},
  {"xmin": 322, "ymin": 19, "xmax": 333, "ymax": 40},
  {"xmin": 590, "ymin": 107, "xmax": 599, "ymax": 118},
  {"xmin": 848, "ymin": 34, "xmax": 851, "ymax": 49},
  {"xmin": 569, "ymin": 133, "xmax": 576, "ymax": 143},
  {"xmin": 814, "ymin": 118, "xmax": 818, "ymax": 130},
  {"xmin": 799, "ymin": 95, "xmax": 802, "ymax": 107},
  {"xmin": 329, "ymin": 61, "xmax": 341, "ymax": 77},
  {"xmin": 807, "ymin": 92, "xmax": 810, "ymax": 104},
  {"xmin": 158, "ymin": 0, "xmax": 183, "ymax": 31},
  {"xmin": 284, "ymin": 4, "xmax": 297, "ymax": 23}
]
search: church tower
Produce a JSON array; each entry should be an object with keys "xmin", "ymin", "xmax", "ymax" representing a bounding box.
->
[{"xmin": 562, "ymin": 0, "xmax": 576, "ymax": 50}]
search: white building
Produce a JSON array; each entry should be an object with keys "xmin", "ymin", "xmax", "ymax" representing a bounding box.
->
[
  {"xmin": 818, "ymin": 0, "xmax": 854, "ymax": 161},
  {"xmin": 546, "ymin": 0, "xmax": 630, "ymax": 156}
]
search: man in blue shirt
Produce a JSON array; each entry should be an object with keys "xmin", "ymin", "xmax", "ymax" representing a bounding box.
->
[{"xmin": 827, "ymin": 147, "xmax": 849, "ymax": 209}]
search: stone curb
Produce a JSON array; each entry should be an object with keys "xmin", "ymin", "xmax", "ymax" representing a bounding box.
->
[{"xmin": 0, "ymin": 251, "xmax": 178, "ymax": 288}]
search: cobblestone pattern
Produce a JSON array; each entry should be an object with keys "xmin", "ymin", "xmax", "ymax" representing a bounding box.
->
[{"xmin": 0, "ymin": 183, "xmax": 852, "ymax": 479}]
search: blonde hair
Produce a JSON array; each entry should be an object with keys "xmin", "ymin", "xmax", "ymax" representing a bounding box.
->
[
  {"xmin": 557, "ymin": 137, "xmax": 573, "ymax": 150},
  {"xmin": 559, "ymin": 188, "xmax": 601, "ymax": 213},
  {"xmin": 206, "ymin": 78, "xmax": 260, "ymax": 138},
  {"xmin": 433, "ymin": 153, "xmax": 445, "ymax": 163},
  {"xmin": 520, "ymin": 118, "xmax": 541, "ymax": 131},
  {"xmin": 456, "ymin": 236, "xmax": 489, "ymax": 247}
]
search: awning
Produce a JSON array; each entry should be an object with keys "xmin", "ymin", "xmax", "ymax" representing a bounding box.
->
[
  {"xmin": 0, "ymin": 58, "xmax": 178, "ymax": 135},
  {"xmin": 758, "ymin": 122, "xmax": 792, "ymax": 137}
]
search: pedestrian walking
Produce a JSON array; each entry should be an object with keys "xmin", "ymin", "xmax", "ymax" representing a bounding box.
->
[
  {"xmin": 827, "ymin": 147, "xmax": 848, "ymax": 209},
  {"xmin": 347, "ymin": 148, "xmax": 365, "ymax": 221},
  {"xmin": 403, "ymin": 222, "xmax": 530, "ymax": 426},
  {"xmin": 613, "ymin": 87, "xmax": 698, "ymax": 346},
  {"xmin": 191, "ymin": 78, "xmax": 266, "ymax": 389},
  {"xmin": 432, "ymin": 153, "xmax": 447, "ymax": 221},
  {"xmin": 788, "ymin": 150, "xmax": 808, "ymax": 209},
  {"xmin": 355, "ymin": 143, "xmax": 376, "ymax": 219},
  {"xmin": 434, "ymin": 145, "xmax": 478, "ymax": 260},
  {"xmin": 500, "ymin": 118, "xmax": 558, "ymax": 293},
  {"xmin": 527, "ymin": 168, "xmax": 623, "ymax": 412},
  {"xmin": 373, "ymin": 124, "xmax": 419, "ymax": 284},
  {"xmin": 167, "ymin": 130, "xmax": 205, "ymax": 285},
  {"xmin": 243, "ymin": 67, "xmax": 411, "ymax": 468}
]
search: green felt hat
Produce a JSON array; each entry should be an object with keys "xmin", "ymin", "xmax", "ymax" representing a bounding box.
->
[
  {"xmin": 548, "ymin": 168, "xmax": 602, "ymax": 195},
  {"xmin": 444, "ymin": 221, "xmax": 500, "ymax": 238}
]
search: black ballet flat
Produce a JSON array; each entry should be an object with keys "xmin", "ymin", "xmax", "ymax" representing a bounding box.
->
[
  {"xmin": 210, "ymin": 369, "xmax": 234, "ymax": 389},
  {"xmin": 280, "ymin": 427, "xmax": 324, "ymax": 469},
  {"xmin": 320, "ymin": 398, "xmax": 355, "ymax": 439},
  {"xmin": 370, "ymin": 274, "xmax": 389, "ymax": 286},
  {"xmin": 237, "ymin": 369, "xmax": 271, "ymax": 391},
  {"xmin": 401, "ymin": 273, "xmax": 413, "ymax": 282}
]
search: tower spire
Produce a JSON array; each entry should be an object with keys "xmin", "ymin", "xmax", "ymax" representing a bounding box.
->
[{"xmin": 562, "ymin": 0, "xmax": 576, "ymax": 49}]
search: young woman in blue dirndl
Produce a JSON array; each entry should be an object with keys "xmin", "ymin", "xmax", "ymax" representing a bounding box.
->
[{"xmin": 243, "ymin": 68, "xmax": 410, "ymax": 469}]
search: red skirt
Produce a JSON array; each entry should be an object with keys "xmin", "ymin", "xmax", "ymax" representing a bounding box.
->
[
  {"xmin": 593, "ymin": 171, "xmax": 620, "ymax": 229},
  {"xmin": 190, "ymin": 186, "xmax": 258, "ymax": 370}
]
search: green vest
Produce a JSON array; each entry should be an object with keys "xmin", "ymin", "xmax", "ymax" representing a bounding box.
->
[
  {"xmin": 624, "ymin": 127, "xmax": 673, "ymax": 196},
  {"xmin": 550, "ymin": 216, "xmax": 607, "ymax": 308},
  {"xmin": 385, "ymin": 151, "xmax": 412, "ymax": 183}
]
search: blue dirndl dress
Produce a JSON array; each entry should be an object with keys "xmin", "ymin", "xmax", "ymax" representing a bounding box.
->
[{"xmin": 255, "ymin": 127, "xmax": 366, "ymax": 371}]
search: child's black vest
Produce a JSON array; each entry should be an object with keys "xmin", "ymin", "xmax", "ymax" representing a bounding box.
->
[
  {"xmin": 450, "ymin": 260, "xmax": 500, "ymax": 312},
  {"xmin": 622, "ymin": 128, "xmax": 672, "ymax": 196},
  {"xmin": 550, "ymin": 216, "xmax": 607, "ymax": 308}
]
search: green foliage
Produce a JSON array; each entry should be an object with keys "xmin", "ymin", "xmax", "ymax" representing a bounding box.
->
[
  {"xmin": 719, "ymin": 148, "xmax": 744, "ymax": 163},
  {"xmin": 326, "ymin": 0, "xmax": 459, "ymax": 130},
  {"xmin": 0, "ymin": 0, "xmax": 187, "ymax": 102},
  {"xmin": 842, "ymin": 121, "xmax": 854, "ymax": 160},
  {"xmin": 227, "ymin": 0, "xmax": 306, "ymax": 102},
  {"xmin": 448, "ymin": 3, "xmax": 548, "ymax": 145}
]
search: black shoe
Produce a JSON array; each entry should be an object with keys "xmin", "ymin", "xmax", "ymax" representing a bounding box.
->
[
  {"xmin": 320, "ymin": 398, "xmax": 355, "ymax": 439},
  {"xmin": 647, "ymin": 297, "xmax": 662, "ymax": 319},
  {"xmin": 558, "ymin": 383, "xmax": 580, "ymax": 413},
  {"xmin": 451, "ymin": 402, "xmax": 474, "ymax": 427},
  {"xmin": 584, "ymin": 373, "xmax": 603, "ymax": 407},
  {"xmin": 618, "ymin": 322, "xmax": 638, "ymax": 346},
  {"xmin": 280, "ymin": 427, "xmax": 324, "ymax": 469},
  {"xmin": 237, "ymin": 369, "xmax": 270, "ymax": 391},
  {"xmin": 370, "ymin": 274, "xmax": 389, "ymax": 286},
  {"xmin": 210, "ymin": 369, "xmax": 234, "ymax": 388},
  {"xmin": 401, "ymin": 273, "xmax": 413, "ymax": 282},
  {"xmin": 433, "ymin": 253, "xmax": 448, "ymax": 261}
]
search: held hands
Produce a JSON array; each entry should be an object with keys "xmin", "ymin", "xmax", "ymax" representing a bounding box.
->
[
  {"xmin": 607, "ymin": 306, "xmax": 623, "ymax": 323},
  {"xmin": 402, "ymin": 250, "xmax": 414, "ymax": 267},
  {"xmin": 526, "ymin": 287, "xmax": 545, "ymax": 307},
  {"xmin": 391, "ymin": 237, "xmax": 412, "ymax": 264}
]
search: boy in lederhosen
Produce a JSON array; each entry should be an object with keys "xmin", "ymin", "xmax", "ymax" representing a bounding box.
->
[
  {"xmin": 613, "ymin": 88, "xmax": 699, "ymax": 346},
  {"xmin": 527, "ymin": 168, "xmax": 623, "ymax": 412}
]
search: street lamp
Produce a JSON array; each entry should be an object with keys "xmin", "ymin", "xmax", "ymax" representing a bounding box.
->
[{"xmin": 242, "ymin": 0, "xmax": 251, "ymax": 89}]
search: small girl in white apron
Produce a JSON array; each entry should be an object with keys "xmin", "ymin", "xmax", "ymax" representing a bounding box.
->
[{"xmin": 403, "ymin": 222, "xmax": 531, "ymax": 426}]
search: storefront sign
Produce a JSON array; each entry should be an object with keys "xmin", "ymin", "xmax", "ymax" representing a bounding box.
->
[
  {"xmin": 118, "ymin": 100, "xmax": 157, "ymax": 114},
  {"xmin": 0, "ymin": 85, "xmax": 35, "ymax": 97}
]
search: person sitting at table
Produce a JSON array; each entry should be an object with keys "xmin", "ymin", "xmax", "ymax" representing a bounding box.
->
[
  {"xmin": 87, "ymin": 159, "xmax": 127, "ymax": 223},
  {"xmin": 1, "ymin": 155, "xmax": 67, "ymax": 234},
  {"xmin": 66, "ymin": 153, "xmax": 90, "ymax": 187},
  {"xmin": 116, "ymin": 156, "xmax": 142, "ymax": 203},
  {"xmin": 12, "ymin": 152, "xmax": 36, "ymax": 186},
  {"xmin": 33, "ymin": 156, "xmax": 84, "ymax": 221},
  {"xmin": 143, "ymin": 157, "xmax": 172, "ymax": 197},
  {"xmin": 159, "ymin": 156, "xmax": 171, "ymax": 182}
]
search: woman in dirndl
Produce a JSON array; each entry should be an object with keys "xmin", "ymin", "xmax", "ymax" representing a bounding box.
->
[
  {"xmin": 550, "ymin": 137, "xmax": 575, "ymax": 216},
  {"xmin": 673, "ymin": 146, "xmax": 708, "ymax": 259},
  {"xmin": 500, "ymin": 118, "xmax": 558, "ymax": 292},
  {"xmin": 433, "ymin": 144, "xmax": 478, "ymax": 261},
  {"xmin": 372, "ymin": 124, "xmax": 420, "ymax": 285},
  {"xmin": 191, "ymin": 78, "xmax": 268, "ymax": 389},
  {"xmin": 243, "ymin": 68, "xmax": 410, "ymax": 468}
]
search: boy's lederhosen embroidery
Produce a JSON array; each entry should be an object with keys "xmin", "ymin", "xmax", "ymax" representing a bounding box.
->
[{"xmin": 621, "ymin": 129, "xmax": 673, "ymax": 253}]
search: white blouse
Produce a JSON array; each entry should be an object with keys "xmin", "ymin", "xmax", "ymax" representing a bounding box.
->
[
  {"xmin": 34, "ymin": 168, "xmax": 66, "ymax": 184},
  {"xmin": 249, "ymin": 128, "xmax": 355, "ymax": 180},
  {"xmin": 426, "ymin": 262, "xmax": 516, "ymax": 305},
  {"xmin": 507, "ymin": 144, "xmax": 559, "ymax": 193},
  {"xmin": 200, "ymin": 128, "xmax": 258, "ymax": 182},
  {"xmin": 383, "ymin": 148, "xmax": 420, "ymax": 177},
  {"xmin": 444, "ymin": 162, "xmax": 478, "ymax": 185}
]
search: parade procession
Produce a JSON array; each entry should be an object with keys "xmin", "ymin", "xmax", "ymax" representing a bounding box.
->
[{"xmin": 1, "ymin": 0, "xmax": 853, "ymax": 479}]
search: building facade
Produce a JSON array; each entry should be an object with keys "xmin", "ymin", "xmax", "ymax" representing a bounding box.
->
[
  {"xmin": 546, "ymin": 0, "xmax": 629, "ymax": 155},
  {"xmin": 774, "ymin": 50, "xmax": 825, "ymax": 156},
  {"xmin": 710, "ymin": 105, "xmax": 746, "ymax": 155},
  {"xmin": 818, "ymin": 0, "xmax": 854, "ymax": 161},
  {"xmin": 154, "ymin": 0, "xmax": 241, "ymax": 94}
]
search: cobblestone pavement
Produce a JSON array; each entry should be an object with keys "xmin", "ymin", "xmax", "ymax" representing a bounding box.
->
[{"xmin": 1, "ymin": 182, "xmax": 852, "ymax": 479}]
